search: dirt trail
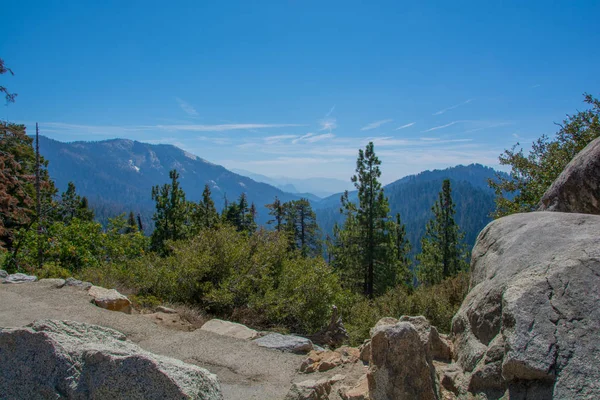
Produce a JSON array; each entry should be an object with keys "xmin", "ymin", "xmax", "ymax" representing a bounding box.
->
[{"xmin": 0, "ymin": 280, "xmax": 303, "ymax": 400}]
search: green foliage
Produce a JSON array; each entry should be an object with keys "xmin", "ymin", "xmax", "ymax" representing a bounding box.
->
[
  {"xmin": 264, "ymin": 257, "xmax": 351, "ymax": 333},
  {"xmin": 281, "ymin": 198, "xmax": 321, "ymax": 257},
  {"xmin": 344, "ymin": 272, "xmax": 469, "ymax": 345},
  {"xmin": 151, "ymin": 169, "xmax": 189, "ymax": 251},
  {"xmin": 333, "ymin": 142, "xmax": 406, "ymax": 297},
  {"xmin": 490, "ymin": 94, "xmax": 600, "ymax": 218},
  {"xmin": 190, "ymin": 184, "xmax": 219, "ymax": 232},
  {"xmin": 9, "ymin": 216, "xmax": 148, "ymax": 273},
  {"xmin": 0, "ymin": 122, "xmax": 55, "ymax": 250},
  {"xmin": 417, "ymin": 179, "xmax": 468, "ymax": 286},
  {"xmin": 222, "ymin": 193, "xmax": 257, "ymax": 233}
]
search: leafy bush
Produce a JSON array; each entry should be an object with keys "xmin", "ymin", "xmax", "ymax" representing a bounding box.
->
[{"xmin": 344, "ymin": 272, "xmax": 470, "ymax": 345}]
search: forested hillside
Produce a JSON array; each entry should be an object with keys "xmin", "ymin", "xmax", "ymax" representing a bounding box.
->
[
  {"xmin": 316, "ymin": 164, "xmax": 502, "ymax": 256},
  {"xmin": 38, "ymin": 136, "xmax": 301, "ymax": 230}
]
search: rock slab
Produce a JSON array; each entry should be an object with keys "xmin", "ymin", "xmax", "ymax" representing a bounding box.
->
[
  {"xmin": 254, "ymin": 333, "xmax": 314, "ymax": 354},
  {"xmin": 1, "ymin": 272, "xmax": 37, "ymax": 284},
  {"xmin": 539, "ymin": 136, "xmax": 600, "ymax": 214},
  {"xmin": 201, "ymin": 319, "xmax": 258, "ymax": 340},
  {"xmin": 452, "ymin": 211, "xmax": 600, "ymax": 398},
  {"xmin": 0, "ymin": 319, "xmax": 223, "ymax": 399},
  {"xmin": 88, "ymin": 285, "xmax": 132, "ymax": 313}
]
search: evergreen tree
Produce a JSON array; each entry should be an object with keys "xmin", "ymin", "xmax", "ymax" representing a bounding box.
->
[
  {"xmin": 222, "ymin": 193, "xmax": 256, "ymax": 233},
  {"xmin": 151, "ymin": 169, "xmax": 189, "ymax": 251},
  {"xmin": 391, "ymin": 212, "xmax": 412, "ymax": 286},
  {"xmin": 191, "ymin": 184, "xmax": 218, "ymax": 232},
  {"xmin": 417, "ymin": 179, "xmax": 468, "ymax": 285},
  {"xmin": 265, "ymin": 196, "xmax": 284, "ymax": 231},
  {"xmin": 281, "ymin": 198, "xmax": 321, "ymax": 257},
  {"xmin": 125, "ymin": 211, "xmax": 137, "ymax": 234},
  {"xmin": 76, "ymin": 196, "xmax": 95, "ymax": 222},
  {"xmin": 334, "ymin": 143, "xmax": 396, "ymax": 297},
  {"xmin": 136, "ymin": 213, "xmax": 144, "ymax": 232}
]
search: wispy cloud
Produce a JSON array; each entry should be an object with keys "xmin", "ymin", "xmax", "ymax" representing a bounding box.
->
[
  {"xmin": 150, "ymin": 123, "xmax": 304, "ymax": 132},
  {"xmin": 305, "ymin": 133, "xmax": 335, "ymax": 143},
  {"xmin": 326, "ymin": 105, "xmax": 336, "ymax": 117},
  {"xmin": 264, "ymin": 134, "xmax": 298, "ymax": 144},
  {"xmin": 396, "ymin": 122, "xmax": 415, "ymax": 130},
  {"xmin": 319, "ymin": 118, "xmax": 337, "ymax": 132},
  {"xmin": 361, "ymin": 119, "xmax": 393, "ymax": 131},
  {"xmin": 175, "ymin": 97, "xmax": 198, "ymax": 117},
  {"xmin": 433, "ymin": 99, "xmax": 473, "ymax": 116},
  {"xmin": 530, "ymin": 84, "xmax": 541, "ymax": 89},
  {"xmin": 421, "ymin": 120, "xmax": 467, "ymax": 133},
  {"xmin": 463, "ymin": 122, "xmax": 513, "ymax": 134},
  {"xmin": 247, "ymin": 156, "xmax": 347, "ymax": 166}
]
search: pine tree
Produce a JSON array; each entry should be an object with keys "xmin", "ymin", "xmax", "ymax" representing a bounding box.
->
[
  {"xmin": 392, "ymin": 213, "xmax": 412, "ymax": 286},
  {"xmin": 125, "ymin": 211, "xmax": 137, "ymax": 234},
  {"xmin": 281, "ymin": 198, "xmax": 321, "ymax": 257},
  {"xmin": 334, "ymin": 143, "xmax": 396, "ymax": 297},
  {"xmin": 191, "ymin": 184, "xmax": 218, "ymax": 232},
  {"xmin": 151, "ymin": 169, "xmax": 189, "ymax": 251},
  {"xmin": 417, "ymin": 179, "xmax": 468, "ymax": 285},
  {"xmin": 76, "ymin": 196, "xmax": 95, "ymax": 221},
  {"xmin": 265, "ymin": 196, "xmax": 284, "ymax": 231}
]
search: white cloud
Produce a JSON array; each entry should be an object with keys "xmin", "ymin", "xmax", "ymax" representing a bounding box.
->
[
  {"xmin": 361, "ymin": 119, "xmax": 393, "ymax": 131},
  {"xmin": 247, "ymin": 156, "xmax": 347, "ymax": 166},
  {"xmin": 305, "ymin": 133, "xmax": 335, "ymax": 143},
  {"xmin": 150, "ymin": 123, "xmax": 304, "ymax": 132},
  {"xmin": 433, "ymin": 99, "xmax": 473, "ymax": 116},
  {"xmin": 326, "ymin": 105, "xmax": 336, "ymax": 117},
  {"xmin": 319, "ymin": 118, "xmax": 337, "ymax": 132},
  {"xmin": 175, "ymin": 97, "xmax": 198, "ymax": 117},
  {"xmin": 421, "ymin": 120, "xmax": 468, "ymax": 132},
  {"xmin": 264, "ymin": 134, "xmax": 299, "ymax": 144},
  {"xmin": 396, "ymin": 122, "xmax": 415, "ymax": 130}
]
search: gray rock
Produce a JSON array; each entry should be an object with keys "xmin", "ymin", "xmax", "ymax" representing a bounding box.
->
[
  {"xmin": 539, "ymin": 136, "xmax": 600, "ymax": 214},
  {"xmin": 253, "ymin": 333, "xmax": 314, "ymax": 354},
  {"xmin": 368, "ymin": 321, "xmax": 437, "ymax": 400},
  {"xmin": 156, "ymin": 305, "xmax": 177, "ymax": 314},
  {"xmin": 452, "ymin": 211, "xmax": 600, "ymax": 399},
  {"xmin": 201, "ymin": 319, "xmax": 258, "ymax": 340},
  {"xmin": 2, "ymin": 273, "xmax": 37, "ymax": 284},
  {"xmin": 399, "ymin": 315, "xmax": 452, "ymax": 362},
  {"xmin": 0, "ymin": 319, "xmax": 223, "ymax": 399},
  {"xmin": 0, "ymin": 269, "xmax": 7, "ymax": 278},
  {"xmin": 61, "ymin": 277, "xmax": 92, "ymax": 289},
  {"xmin": 38, "ymin": 278, "xmax": 67, "ymax": 288}
]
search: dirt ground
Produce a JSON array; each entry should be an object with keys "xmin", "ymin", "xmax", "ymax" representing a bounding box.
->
[{"xmin": 0, "ymin": 279, "xmax": 304, "ymax": 400}]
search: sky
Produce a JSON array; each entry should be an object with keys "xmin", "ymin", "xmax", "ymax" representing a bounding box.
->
[{"xmin": 2, "ymin": 1, "xmax": 599, "ymax": 184}]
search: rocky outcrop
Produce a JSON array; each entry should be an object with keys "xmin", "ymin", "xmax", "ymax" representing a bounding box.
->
[
  {"xmin": 88, "ymin": 285, "xmax": 132, "ymax": 313},
  {"xmin": 0, "ymin": 269, "xmax": 7, "ymax": 278},
  {"xmin": 368, "ymin": 321, "xmax": 437, "ymax": 400},
  {"xmin": 61, "ymin": 277, "xmax": 92, "ymax": 289},
  {"xmin": 285, "ymin": 374, "xmax": 345, "ymax": 400},
  {"xmin": 1, "ymin": 272, "xmax": 37, "ymax": 284},
  {"xmin": 254, "ymin": 333, "xmax": 314, "ymax": 354},
  {"xmin": 0, "ymin": 319, "xmax": 223, "ymax": 399},
  {"xmin": 452, "ymin": 211, "xmax": 600, "ymax": 398},
  {"xmin": 201, "ymin": 319, "xmax": 259, "ymax": 340},
  {"xmin": 539, "ymin": 136, "xmax": 600, "ymax": 214},
  {"xmin": 300, "ymin": 346, "xmax": 360, "ymax": 373}
]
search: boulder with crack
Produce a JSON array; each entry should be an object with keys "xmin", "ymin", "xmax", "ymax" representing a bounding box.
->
[
  {"xmin": 88, "ymin": 285, "xmax": 132, "ymax": 313},
  {"xmin": 452, "ymin": 211, "xmax": 600, "ymax": 398},
  {"xmin": 0, "ymin": 319, "xmax": 223, "ymax": 399}
]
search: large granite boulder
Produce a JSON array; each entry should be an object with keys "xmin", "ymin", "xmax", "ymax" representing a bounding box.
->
[
  {"xmin": 539, "ymin": 136, "xmax": 600, "ymax": 214},
  {"xmin": 201, "ymin": 319, "xmax": 258, "ymax": 340},
  {"xmin": 452, "ymin": 211, "xmax": 600, "ymax": 398},
  {"xmin": 0, "ymin": 319, "xmax": 223, "ymax": 399}
]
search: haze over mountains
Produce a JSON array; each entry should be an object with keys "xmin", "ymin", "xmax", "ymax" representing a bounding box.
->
[{"xmin": 39, "ymin": 136, "xmax": 504, "ymax": 253}]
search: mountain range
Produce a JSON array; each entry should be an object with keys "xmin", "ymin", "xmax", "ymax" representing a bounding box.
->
[{"xmin": 38, "ymin": 136, "xmax": 505, "ymax": 255}]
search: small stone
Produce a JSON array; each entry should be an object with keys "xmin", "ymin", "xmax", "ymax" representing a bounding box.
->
[
  {"xmin": 0, "ymin": 270, "xmax": 8, "ymax": 278},
  {"xmin": 88, "ymin": 285, "xmax": 132, "ymax": 313},
  {"xmin": 156, "ymin": 305, "xmax": 177, "ymax": 314},
  {"xmin": 61, "ymin": 277, "xmax": 92, "ymax": 289}
]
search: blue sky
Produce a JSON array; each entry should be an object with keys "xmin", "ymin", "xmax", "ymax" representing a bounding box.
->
[{"xmin": 2, "ymin": 1, "xmax": 599, "ymax": 184}]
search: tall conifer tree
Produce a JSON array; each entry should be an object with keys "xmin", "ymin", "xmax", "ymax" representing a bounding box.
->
[{"xmin": 417, "ymin": 179, "xmax": 468, "ymax": 285}]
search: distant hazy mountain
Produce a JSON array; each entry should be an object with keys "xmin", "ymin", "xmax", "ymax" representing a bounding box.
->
[
  {"xmin": 316, "ymin": 164, "xmax": 506, "ymax": 256},
  {"xmin": 38, "ymin": 136, "xmax": 302, "ymax": 229},
  {"xmin": 231, "ymin": 168, "xmax": 353, "ymax": 198}
]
